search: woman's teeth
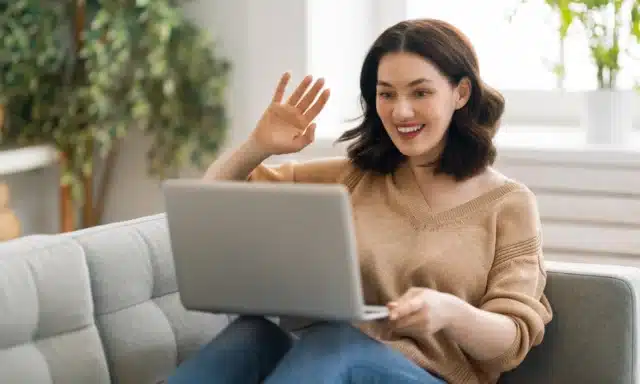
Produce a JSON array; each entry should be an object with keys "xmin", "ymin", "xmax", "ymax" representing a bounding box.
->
[{"xmin": 397, "ymin": 125, "xmax": 424, "ymax": 133}]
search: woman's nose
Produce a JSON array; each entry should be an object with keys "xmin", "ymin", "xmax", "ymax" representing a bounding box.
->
[{"xmin": 392, "ymin": 99, "xmax": 415, "ymax": 120}]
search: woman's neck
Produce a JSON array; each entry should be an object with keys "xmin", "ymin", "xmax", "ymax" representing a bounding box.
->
[{"xmin": 407, "ymin": 138, "xmax": 446, "ymax": 170}]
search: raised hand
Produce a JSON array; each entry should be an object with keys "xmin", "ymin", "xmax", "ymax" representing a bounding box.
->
[{"xmin": 249, "ymin": 72, "xmax": 331, "ymax": 156}]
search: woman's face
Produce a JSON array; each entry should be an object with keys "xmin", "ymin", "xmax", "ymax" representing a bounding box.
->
[{"xmin": 375, "ymin": 52, "xmax": 470, "ymax": 164}]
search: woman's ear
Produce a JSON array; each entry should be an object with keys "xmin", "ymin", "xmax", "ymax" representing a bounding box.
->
[{"xmin": 455, "ymin": 77, "xmax": 471, "ymax": 110}]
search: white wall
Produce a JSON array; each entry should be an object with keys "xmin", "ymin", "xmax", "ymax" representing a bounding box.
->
[{"xmin": 3, "ymin": 0, "xmax": 387, "ymax": 234}]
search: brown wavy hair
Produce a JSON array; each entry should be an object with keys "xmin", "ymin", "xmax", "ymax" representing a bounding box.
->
[{"xmin": 336, "ymin": 18, "xmax": 505, "ymax": 181}]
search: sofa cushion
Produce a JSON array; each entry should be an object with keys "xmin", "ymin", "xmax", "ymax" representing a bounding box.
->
[
  {"xmin": 70, "ymin": 214, "xmax": 229, "ymax": 384},
  {"xmin": 0, "ymin": 235, "xmax": 110, "ymax": 384}
]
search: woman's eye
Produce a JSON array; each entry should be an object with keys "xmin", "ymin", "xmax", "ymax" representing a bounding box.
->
[
  {"xmin": 378, "ymin": 92, "xmax": 393, "ymax": 99},
  {"xmin": 414, "ymin": 90, "xmax": 430, "ymax": 97}
]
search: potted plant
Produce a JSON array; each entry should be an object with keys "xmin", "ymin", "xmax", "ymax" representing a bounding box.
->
[
  {"xmin": 0, "ymin": 0, "xmax": 231, "ymax": 232},
  {"xmin": 512, "ymin": 0, "xmax": 640, "ymax": 144},
  {"xmin": 0, "ymin": 0, "xmax": 66, "ymax": 147}
]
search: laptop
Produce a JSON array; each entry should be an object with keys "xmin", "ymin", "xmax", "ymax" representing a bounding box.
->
[{"xmin": 161, "ymin": 179, "xmax": 389, "ymax": 322}]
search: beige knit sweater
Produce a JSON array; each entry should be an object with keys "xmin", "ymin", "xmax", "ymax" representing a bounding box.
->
[{"xmin": 248, "ymin": 157, "xmax": 553, "ymax": 384}]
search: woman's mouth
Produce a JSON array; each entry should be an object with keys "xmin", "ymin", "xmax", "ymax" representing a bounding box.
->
[{"xmin": 397, "ymin": 124, "xmax": 425, "ymax": 138}]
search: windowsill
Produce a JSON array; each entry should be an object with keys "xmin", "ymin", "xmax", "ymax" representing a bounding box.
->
[
  {"xmin": 0, "ymin": 145, "xmax": 58, "ymax": 176},
  {"xmin": 493, "ymin": 126, "xmax": 640, "ymax": 167}
]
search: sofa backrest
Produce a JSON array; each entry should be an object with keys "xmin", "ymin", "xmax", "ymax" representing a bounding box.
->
[
  {"xmin": 68, "ymin": 214, "xmax": 230, "ymax": 384},
  {"xmin": 0, "ymin": 234, "xmax": 111, "ymax": 383},
  {"xmin": 0, "ymin": 214, "xmax": 229, "ymax": 384}
]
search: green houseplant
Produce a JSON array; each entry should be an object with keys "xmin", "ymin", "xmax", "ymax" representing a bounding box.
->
[
  {"xmin": 1, "ymin": 0, "xmax": 231, "ymax": 231},
  {"xmin": 512, "ymin": 0, "xmax": 640, "ymax": 144},
  {"xmin": 549, "ymin": 0, "xmax": 639, "ymax": 90}
]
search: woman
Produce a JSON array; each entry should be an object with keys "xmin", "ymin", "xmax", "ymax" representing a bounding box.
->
[{"xmin": 168, "ymin": 18, "xmax": 553, "ymax": 384}]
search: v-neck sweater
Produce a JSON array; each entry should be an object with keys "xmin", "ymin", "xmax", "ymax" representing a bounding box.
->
[{"xmin": 248, "ymin": 157, "xmax": 553, "ymax": 384}]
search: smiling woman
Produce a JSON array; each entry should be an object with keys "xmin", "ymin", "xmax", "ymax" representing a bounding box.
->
[
  {"xmin": 336, "ymin": 19, "xmax": 505, "ymax": 181},
  {"xmin": 186, "ymin": 17, "xmax": 552, "ymax": 384}
]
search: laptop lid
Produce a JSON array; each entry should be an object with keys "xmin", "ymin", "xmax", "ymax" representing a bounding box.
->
[{"xmin": 162, "ymin": 179, "xmax": 368, "ymax": 320}]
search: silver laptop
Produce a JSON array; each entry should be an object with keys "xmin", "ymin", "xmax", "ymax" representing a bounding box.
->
[{"xmin": 162, "ymin": 179, "xmax": 389, "ymax": 321}]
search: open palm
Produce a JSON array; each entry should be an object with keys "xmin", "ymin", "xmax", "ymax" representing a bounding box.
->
[{"xmin": 251, "ymin": 73, "xmax": 331, "ymax": 155}]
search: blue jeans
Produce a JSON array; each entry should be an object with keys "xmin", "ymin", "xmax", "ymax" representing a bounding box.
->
[{"xmin": 167, "ymin": 316, "xmax": 446, "ymax": 384}]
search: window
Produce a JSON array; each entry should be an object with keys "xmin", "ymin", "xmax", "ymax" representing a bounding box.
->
[
  {"xmin": 409, "ymin": 1, "xmax": 559, "ymax": 91},
  {"xmin": 406, "ymin": 0, "xmax": 637, "ymax": 92},
  {"xmin": 311, "ymin": 0, "xmax": 639, "ymax": 144}
]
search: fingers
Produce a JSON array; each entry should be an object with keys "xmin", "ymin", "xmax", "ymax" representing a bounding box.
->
[
  {"xmin": 296, "ymin": 78, "xmax": 325, "ymax": 112},
  {"xmin": 273, "ymin": 72, "xmax": 330, "ymax": 118},
  {"xmin": 392, "ymin": 311, "xmax": 424, "ymax": 330},
  {"xmin": 286, "ymin": 75, "xmax": 314, "ymax": 106},
  {"xmin": 302, "ymin": 89, "xmax": 330, "ymax": 123},
  {"xmin": 272, "ymin": 72, "xmax": 292, "ymax": 103},
  {"xmin": 397, "ymin": 295, "xmax": 425, "ymax": 319},
  {"xmin": 388, "ymin": 287, "xmax": 423, "ymax": 308}
]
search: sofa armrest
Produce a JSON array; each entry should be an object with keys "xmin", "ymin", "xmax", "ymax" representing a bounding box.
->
[{"xmin": 500, "ymin": 260, "xmax": 640, "ymax": 384}]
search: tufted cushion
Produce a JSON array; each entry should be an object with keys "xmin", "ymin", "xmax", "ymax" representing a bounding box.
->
[
  {"xmin": 0, "ymin": 235, "xmax": 110, "ymax": 384},
  {"xmin": 69, "ymin": 214, "xmax": 229, "ymax": 384}
]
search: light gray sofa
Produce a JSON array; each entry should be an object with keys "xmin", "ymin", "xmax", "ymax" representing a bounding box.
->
[{"xmin": 0, "ymin": 213, "xmax": 638, "ymax": 384}]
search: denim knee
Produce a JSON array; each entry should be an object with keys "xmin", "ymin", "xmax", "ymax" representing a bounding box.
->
[
  {"xmin": 347, "ymin": 364, "xmax": 445, "ymax": 384},
  {"xmin": 298, "ymin": 321, "xmax": 374, "ymax": 345},
  {"xmin": 168, "ymin": 316, "xmax": 294, "ymax": 384},
  {"xmin": 228, "ymin": 316, "xmax": 294, "ymax": 353}
]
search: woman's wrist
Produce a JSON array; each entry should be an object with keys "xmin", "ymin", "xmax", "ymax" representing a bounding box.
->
[
  {"xmin": 442, "ymin": 294, "xmax": 518, "ymax": 362},
  {"xmin": 240, "ymin": 136, "xmax": 272, "ymax": 165},
  {"xmin": 442, "ymin": 294, "xmax": 474, "ymax": 340}
]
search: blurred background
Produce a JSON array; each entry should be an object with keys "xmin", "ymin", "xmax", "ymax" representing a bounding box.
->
[{"xmin": 1, "ymin": 0, "xmax": 639, "ymax": 266}]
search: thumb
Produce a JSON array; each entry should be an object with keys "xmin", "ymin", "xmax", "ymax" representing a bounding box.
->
[
  {"xmin": 302, "ymin": 123, "xmax": 316, "ymax": 144},
  {"xmin": 389, "ymin": 290, "xmax": 425, "ymax": 320}
]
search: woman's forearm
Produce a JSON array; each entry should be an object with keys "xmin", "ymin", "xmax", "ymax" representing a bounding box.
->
[
  {"xmin": 445, "ymin": 296, "xmax": 517, "ymax": 361},
  {"xmin": 203, "ymin": 139, "xmax": 270, "ymax": 181}
]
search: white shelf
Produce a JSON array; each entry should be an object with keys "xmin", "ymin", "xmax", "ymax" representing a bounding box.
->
[{"xmin": 0, "ymin": 145, "xmax": 58, "ymax": 176}]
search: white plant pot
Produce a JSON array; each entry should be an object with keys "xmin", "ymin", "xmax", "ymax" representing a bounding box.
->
[{"xmin": 582, "ymin": 90, "xmax": 633, "ymax": 145}]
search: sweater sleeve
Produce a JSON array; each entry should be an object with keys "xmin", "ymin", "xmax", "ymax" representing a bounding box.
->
[
  {"xmin": 247, "ymin": 157, "xmax": 354, "ymax": 184},
  {"xmin": 475, "ymin": 188, "xmax": 553, "ymax": 374}
]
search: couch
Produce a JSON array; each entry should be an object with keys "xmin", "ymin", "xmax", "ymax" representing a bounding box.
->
[{"xmin": 0, "ymin": 213, "xmax": 638, "ymax": 383}]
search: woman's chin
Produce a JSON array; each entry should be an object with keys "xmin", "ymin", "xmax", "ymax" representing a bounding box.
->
[
  {"xmin": 392, "ymin": 139, "xmax": 443, "ymax": 164},
  {"xmin": 395, "ymin": 142, "xmax": 437, "ymax": 159}
]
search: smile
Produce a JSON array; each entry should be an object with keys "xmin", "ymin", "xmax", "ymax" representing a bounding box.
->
[{"xmin": 397, "ymin": 124, "xmax": 425, "ymax": 134}]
